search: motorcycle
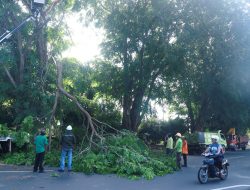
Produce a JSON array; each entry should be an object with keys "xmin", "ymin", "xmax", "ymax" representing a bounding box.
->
[{"xmin": 198, "ymin": 152, "xmax": 229, "ymax": 184}]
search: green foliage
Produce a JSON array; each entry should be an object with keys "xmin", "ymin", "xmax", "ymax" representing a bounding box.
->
[
  {"xmin": 0, "ymin": 116, "xmax": 34, "ymax": 148},
  {"xmin": 12, "ymin": 131, "xmax": 30, "ymax": 148},
  {"xmin": 73, "ymin": 131, "xmax": 175, "ymax": 180},
  {"xmin": 1, "ymin": 152, "xmax": 34, "ymax": 166},
  {"xmin": 0, "ymin": 132, "xmax": 175, "ymax": 180},
  {"xmin": 138, "ymin": 118, "xmax": 187, "ymax": 144},
  {"xmin": 13, "ymin": 115, "xmax": 36, "ymax": 148},
  {"xmin": 183, "ymin": 133, "xmax": 199, "ymax": 145},
  {"xmin": 0, "ymin": 124, "xmax": 10, "ymax": 137},
  {"xmin": 44, "ymin": 151, "xmax": 61, "ymax": 166},
  {"xmin": 20, "ymin": 116, "xmax": 34, "ymax": 133},
  {"xmin": 0, "ymin": 122, "xmax": 30, "ymax": 148},
  {"xmin": 51, "ymin": 172, "xmax": 60, "ymax": 177},
  {"xmin": 0, "ymin": 150, "xmax": 61, "ymax": 167}
]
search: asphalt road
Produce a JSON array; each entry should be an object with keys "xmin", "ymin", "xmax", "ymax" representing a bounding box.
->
[{"xmin": 0, "ymin": 149, "xmax": 250, "ymax": 190}]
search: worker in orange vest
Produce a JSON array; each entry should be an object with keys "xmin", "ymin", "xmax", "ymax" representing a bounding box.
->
[{"xmin": 182, "ymin": 136, "xmax": 188, "ymax": 167}]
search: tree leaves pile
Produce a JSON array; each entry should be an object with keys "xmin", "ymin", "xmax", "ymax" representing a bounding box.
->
[{"xmin": 73, "ymin": 131, "xmax": 176, "ymax": 180}]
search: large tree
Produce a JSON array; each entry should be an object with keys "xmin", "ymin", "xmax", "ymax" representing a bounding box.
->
[
  {"xmin": 0, "ymin": 0, "xmax": 87, "ymax": 125},
  {"xmin": 85, "ymin": 0, "xmax": 184, "ymax": 131},
  {"xmin": 165, "ymin": 0, "xmax": 250, "ymax": 133}
]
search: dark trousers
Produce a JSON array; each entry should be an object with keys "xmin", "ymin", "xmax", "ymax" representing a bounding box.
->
[
  {"xmin": 214, "ymin": 155, "xmax": 224, "ymax": 169},
  {"xmin": 34, "ymin": 152, "xmax": 45, "ymax": 172},
  {"xmin": 166, "ymin": 148, "xmax": 173, "ymax": 155},
  {"xmin": 176, "ymin": 152, "xmax": 182, "ymax": 169},
  {"xmin": 182, "ymin": 154, "xmax": 187, "ymax": 167}
]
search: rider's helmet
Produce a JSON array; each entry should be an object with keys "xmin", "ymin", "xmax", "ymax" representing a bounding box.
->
[{"xmin": 211, "ymin": 135, "xmax": 219, "ymax": 141}]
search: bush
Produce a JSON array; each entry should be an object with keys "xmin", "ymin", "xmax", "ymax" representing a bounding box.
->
[
  {"xmin": 0, "ymin": 151, "xmax": 61, "ymax": 166},
  {"xmin": 1, "ymin": 152, "xmax": 34, "ymax": 165}
]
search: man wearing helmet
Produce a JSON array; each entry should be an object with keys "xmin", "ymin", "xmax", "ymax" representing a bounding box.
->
[
  {"xmin": 205, "ymin": 135, "xmax": 223, "ymax": 156},
  {"xmin": 204, "ymin": 135, "xmax": 224, "ymax": 176},
  {"xmin": 58, "ymin": 125, "xmax": 76, "ymax": 172}
]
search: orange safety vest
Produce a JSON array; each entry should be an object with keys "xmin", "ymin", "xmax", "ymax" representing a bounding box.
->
[{"xmin": 182, "ymin": 139, "xmax": 188, "ymax": 154}]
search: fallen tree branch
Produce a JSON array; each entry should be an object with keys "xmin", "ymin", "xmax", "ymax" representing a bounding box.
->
[{"xmin": 52, "ymin": 57, "xmax": 104, "ymax": 148}]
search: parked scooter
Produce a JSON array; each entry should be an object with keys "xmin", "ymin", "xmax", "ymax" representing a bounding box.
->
[{"xmin": 198, "ymin": 152, "xmax": 229, "ymax": 184}]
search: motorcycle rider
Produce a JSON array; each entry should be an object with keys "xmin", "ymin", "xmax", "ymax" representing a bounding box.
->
[{"xmin": 204, "ymin": 135, "xmax": 224, "ymax": 176}]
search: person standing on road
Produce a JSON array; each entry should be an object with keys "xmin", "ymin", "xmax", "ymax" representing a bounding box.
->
[
  {"xmin": 33, "ymin": 128, "xmax": 48, "ymax": 173},
  {"xmin": 182, "ymin": 136, "xmax": 188, "ymax": 167},
  {"xmin": 165, "ymin": 134, "xmax": 173, "ymax": 155},
  {"xmin": 175, "ymin": 132, "xmax": 183, "ymax": 170},
  {"xmin": 58, "ymin": 125, "xmax": 76, "ymax": 172}
]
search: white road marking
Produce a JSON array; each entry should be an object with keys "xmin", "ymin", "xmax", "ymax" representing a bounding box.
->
[
  {"xmin": 0, "ymin": 170, "xmax": 54, "ymax": 173},
  {"xmin": 210, "ymin": 185, "xmax": 250, "ymax": 190}
]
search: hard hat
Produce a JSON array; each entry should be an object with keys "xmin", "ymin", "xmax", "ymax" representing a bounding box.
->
[
  {"xmin": 175, "ymin": 132, "xmax": 182, "ymax": 137},
  {"xmin": 66, "ymin": 125, "xmax": 72, "ymax": 130},
  {"xmin": 211, "ymin": 135, "xmax": 219, "ymax": 140}
]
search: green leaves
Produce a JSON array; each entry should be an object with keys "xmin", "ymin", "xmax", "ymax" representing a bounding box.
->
[
  {"xmin": 0, "ymin": 131, "xmax": 175, "ymax": 180},
  {"xmin": 1, "ymin": 152, "xmax": 33, "ymax": 166},
  {"xmin": 72, "ymin": 131, "xmax": 175, "ymax": 179},
  {"xmin": 21, "ymin": 116, "xmax": 34, "ymax": 132},
  {"xmin": 12, "ymin": 131, "xmax": 30, "ymax": 148},
  {"xmin": 0, "ymin": 124, "xmax": 10, "ymax": 137}
]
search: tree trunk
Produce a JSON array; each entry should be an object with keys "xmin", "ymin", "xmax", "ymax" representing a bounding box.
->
[
  {"xmin": 185, "ymin": 99, "xmax": 195, "ymax": 133},
  {"xmin": 130, "ymin": 88, "xmax": 144, "ymax": 131},
  {"xmin": 122, "ymin": 101, "xmax": 131, "ymax": 130},
  {"xmin": 17, "ymin": 32, "xmax": 25, "ymax": 84},
  {"xmin": 121, "ymin": 37, "xmax": 133, "ymax": 130}
]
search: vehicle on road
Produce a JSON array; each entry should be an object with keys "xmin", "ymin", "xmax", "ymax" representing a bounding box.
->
[
  {"xmin": 187, "ymin": 130, "xmax": 227, "ymax": 154},
  {"xmin": 226, "ymin": 128, "xmax": 249, "ymax": 151},
  {"xmin": 198, "ymin": 152, "xmax": 229, "ymax": 184}
]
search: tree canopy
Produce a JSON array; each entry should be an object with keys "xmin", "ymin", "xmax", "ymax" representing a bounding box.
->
[{"xmin": 0, "ymin": 0, "xmax": 250, "ymax": 136}]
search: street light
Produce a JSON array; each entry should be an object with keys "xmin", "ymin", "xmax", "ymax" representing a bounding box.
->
[
  {"xmin": 0, "ymin": 0, "xmax": 46, "ymax": 44},
  {"xmin": 32, "ymin": 0, "xmax": 46, "ymax": 12},
  {"xmin": 34, "ymin": 0, "xmax": 46, "ymax": 4},
  {"xmin": 31, "ymin": 0, "xmax": 46, "ymax": 16}
]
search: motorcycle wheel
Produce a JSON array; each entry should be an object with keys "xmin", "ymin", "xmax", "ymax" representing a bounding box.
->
[
  {"xmin": 198, "ymin": 167, "xmax": 208, "ymax": 184},
  {"xmin": 219, "ymin": 166, "xmax": 228, "ymax": 180}
]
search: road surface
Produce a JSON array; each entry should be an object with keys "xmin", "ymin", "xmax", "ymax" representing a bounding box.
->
[{"xmin": 0, "ymin": 150, "xmax": 250, "ymax": 190}]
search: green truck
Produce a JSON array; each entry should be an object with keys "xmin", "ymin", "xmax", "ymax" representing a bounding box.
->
[{"xmin": 186, "ymin": 130, "xmax": 227, "ymax": 154}]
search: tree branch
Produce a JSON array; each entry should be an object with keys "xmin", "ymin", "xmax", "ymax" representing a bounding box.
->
[
  {"xmin": 3, "ymin": 66, "xmax": 17, "ymax": 88},
  {"xmin": 52, "ymin": 57, "xmax": 103, "ymax": 148}
]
